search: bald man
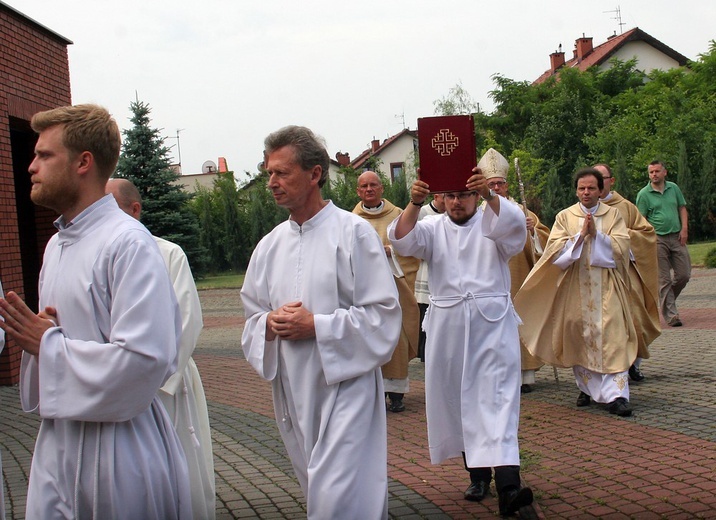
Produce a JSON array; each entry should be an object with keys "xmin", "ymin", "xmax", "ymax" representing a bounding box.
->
[
  {"xmin": 106, "ymin": 178, "xmax": 216, "ymax": 520},
  {"xmin": 353, "ymin": 171, "xmax": 420, "ymax": 413}
]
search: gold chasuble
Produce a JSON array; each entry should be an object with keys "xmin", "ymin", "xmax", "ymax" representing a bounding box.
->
[
  {"xmin": 602, "ymin": 191, "xmax": 661, "ymax": 358},
  {"xmin": 353, "ymin": 200, "xmax": 420, "ymax": 378},
  {"xmin": 484, "ymin": 199, "xmax": 550, "ymax": 372},
  {"xmin": 515, "ymin": 202, "xmax": 638, "ymax": 374},
  {"xmin": 510, "ymin": 205, "xmax": 550, "ymax": 372}
]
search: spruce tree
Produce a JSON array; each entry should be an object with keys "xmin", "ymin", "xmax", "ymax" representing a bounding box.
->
[{"xmin": 115, "ymin": 99, "xmax": 208, "ymax": 276}]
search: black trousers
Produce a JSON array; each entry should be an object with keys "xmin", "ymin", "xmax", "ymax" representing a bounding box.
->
[
  {"xmin": 418, "ymin": 303, "xmax": 428, "ymax": 362},
  {"xmin": 462, "ymin": 452, "xmax": 520, "ymax": 493}
]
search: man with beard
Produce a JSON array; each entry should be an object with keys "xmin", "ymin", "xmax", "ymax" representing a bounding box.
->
[
  {"xmin": 388, "ymin": 154, "xmax": 533, "ymax": 516},
  {"xmin": 0, "ymin": 104, "xmax": 190, "ymax": 519}
]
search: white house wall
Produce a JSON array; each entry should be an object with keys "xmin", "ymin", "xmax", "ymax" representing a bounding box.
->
[
  {"xmin": 374, "ymin": 134, "xmax": 418, "ymax": 184},
  {"xmin": 599, "ymin": 40, "xmax": 682, "ymax": 74}
]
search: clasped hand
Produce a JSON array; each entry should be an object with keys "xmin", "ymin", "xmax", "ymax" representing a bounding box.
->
[
  {"xmin": 580, "ymin": 213, "xmax": 597, "ymax": 240},
  {"xmin": 0, "ymin": 291, "xmax": 58, "ymax": 356},
  {"xmin": 266, "ymin": 301, "xmax": 315, "ymax": 342}
]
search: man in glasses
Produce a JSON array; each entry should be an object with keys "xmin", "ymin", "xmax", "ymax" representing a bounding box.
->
[
  {"xmin": 353, "ymin": 171, "xmax": 421, "ymax": 413},
  {"xmin": 388, "ymin": 150, "xmax": 534, "ymax": 517},
  {"xmin": 595, "ymin": 163, "xmax": 660, "ymax": 383},
  {"xmin": 481, "ymin": 149, "xmax": 551, "ymax": 394}
]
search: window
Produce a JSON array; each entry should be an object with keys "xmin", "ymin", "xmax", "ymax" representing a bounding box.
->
[{"xmin": 390, "ymin": 162, "xmax": 404, "ymax": 183}]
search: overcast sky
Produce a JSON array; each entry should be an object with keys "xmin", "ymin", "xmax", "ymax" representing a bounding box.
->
[{"xmin": 15, "ymin": 1, "xmax": 715, "ymax": 181}]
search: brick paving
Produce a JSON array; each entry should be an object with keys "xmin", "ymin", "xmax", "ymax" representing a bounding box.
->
[{"xmin": 1, "ymin": 269, "xmax": 715, "ymax": 519}]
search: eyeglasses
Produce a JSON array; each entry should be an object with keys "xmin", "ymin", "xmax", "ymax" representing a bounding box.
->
[
  {"xmin": 487, "ymin": 181, "xmax": 507, "ymax": 189},
  {"xmin": 444, "ymin": 192, "xmax": 476, "ymax": 201},
  {"xmin": 602, "ymin": 176, "xmax": 612, "ymax": 180},
  {"xmin": 357, "ymin": 183, "xmax": 382, "ymax": 190}
]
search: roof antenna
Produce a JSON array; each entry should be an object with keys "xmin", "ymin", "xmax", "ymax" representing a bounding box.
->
[
  {"xmin": 604, "ymin": 6, "xmax": 625, "ymax": 34},
  {"xmin": 395, "ymin": 111, "xmax": 406, "ymax": 129}
]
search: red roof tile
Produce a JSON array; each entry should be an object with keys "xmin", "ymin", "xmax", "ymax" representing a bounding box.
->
[{"xmin": 533, "ymin": 27, "xmax": 689, "ymax": 84}]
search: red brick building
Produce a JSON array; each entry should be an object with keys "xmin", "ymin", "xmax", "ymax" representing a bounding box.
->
[{"xmin": 0, "ymin": 2, "xmax": 72, "ymax": 384}]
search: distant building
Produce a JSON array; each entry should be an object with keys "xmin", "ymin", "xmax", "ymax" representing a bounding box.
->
[
  {"xmin": 331, "ymin": 128, "xmax": 418, "ymax": 184},
  {"xmin": 172, "ymin": 156, "xmax": 230, "ymax": 192},
  {"xmin": 0, "ymin": 1, "xmax": 73, "ymax": 384},
  {"xmin": 533, "ymin": 27, "xmax": 690, "ymax": 84}
]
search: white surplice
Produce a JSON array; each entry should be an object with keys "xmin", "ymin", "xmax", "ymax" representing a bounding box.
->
[
  {"xmin": 388, "ymin": 200, "xmax": 526, "ymax": 469},
  {"xmin": 20, "ymin": 195, "xmax": 191, "ymax": 520},
  {"xmin": 241, "ymin": 202, "xmax": 401, "ymax": 520},
  {"xmin": 155, "ymin": 237, "xmax": 215, "ymax": 520}
]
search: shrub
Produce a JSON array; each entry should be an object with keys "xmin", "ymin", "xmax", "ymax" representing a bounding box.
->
[{"xmin": 705, "ymin": 247, "xmax": 716, "ymax": 268}]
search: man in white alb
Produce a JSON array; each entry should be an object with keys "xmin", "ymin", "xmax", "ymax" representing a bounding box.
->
[
  {"xmin": 106, "ymin": 178, "xmax": 215, "ymax": 520},
  {"xmin": 241, "ymin": 125, "xmax": 401, "ymax": 520},
  {"xmin": 388, "ymin": 150, "xmax": 533, "ymax": 517},
  {"xmin": 0, "ymin": 104, "xmax": 191, "ymax": 519}
]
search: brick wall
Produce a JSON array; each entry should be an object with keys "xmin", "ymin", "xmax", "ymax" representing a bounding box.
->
[{"xmin": 0, "ymin": 5, "xmax": 71, "ymax": 384}]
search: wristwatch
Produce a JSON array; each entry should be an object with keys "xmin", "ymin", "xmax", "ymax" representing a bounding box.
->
[{"xmin": 483, "ymin": 189, "xmax": 496, "ymax": 201}]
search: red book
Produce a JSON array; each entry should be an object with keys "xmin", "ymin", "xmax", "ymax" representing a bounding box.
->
[{"xmin": 417, "ymin": 114, "xmax": 476, "ymax": 193}]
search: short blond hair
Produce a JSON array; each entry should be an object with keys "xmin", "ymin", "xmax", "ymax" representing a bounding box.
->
[{"xmin": 31, "ymin": 104, "xmax": 121, "ymax": 179}]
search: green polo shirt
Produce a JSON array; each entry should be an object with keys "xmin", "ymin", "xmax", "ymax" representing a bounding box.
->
[{"xmin": 636, "ymin": 181, "xmax": 686, "ymax": 235}]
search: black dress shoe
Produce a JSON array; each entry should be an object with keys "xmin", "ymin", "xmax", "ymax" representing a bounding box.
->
[
  {"xmin": 576, "ymin": 391, "xmax": 591, "ymax": 407},
  {"xmin": 464, "ymin": 480, "xmax": 489, "ymax": 502},
  {"xmin": 498, "ymin": 486, "xmax": 533, "ymax": 516},
  {"xmin": 520, "ymin": 384, "xmax": 532, "ymax": 394},
  {"xmin": 608, "ymin": 397, "xmax": 632, "ymax": 417},
  {"xmin": 628, "ymin": 364, "xmax": 645, "ymax": 382},
  {"xmin": 388, "ymin": 399, "xmax": 405, "ymax": 413}
]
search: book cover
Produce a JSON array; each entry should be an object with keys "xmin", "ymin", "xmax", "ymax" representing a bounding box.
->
[{"xmin": 417, "ymin": 114, "xmax": 476, "ymax": 193}]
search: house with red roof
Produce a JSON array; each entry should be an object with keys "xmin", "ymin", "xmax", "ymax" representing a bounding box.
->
[
  {"xmin": 534, "ymin": 27, "xmax": 690, "ymax": 84},
  {"xmin": 330, "ymin": 128, "xmax": 418, "ymax": 184}
]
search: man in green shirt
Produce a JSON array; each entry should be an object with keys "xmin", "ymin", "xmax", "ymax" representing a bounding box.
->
[{"xmin": 635, "ymin": 161, "xmax": 691, "ymax": 327}]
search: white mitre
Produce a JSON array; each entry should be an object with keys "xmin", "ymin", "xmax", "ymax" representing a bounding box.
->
[{"xmin": 477, "ymin": 148, "xmax": 509, "ymax": 180}]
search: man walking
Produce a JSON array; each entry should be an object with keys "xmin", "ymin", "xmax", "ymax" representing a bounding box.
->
[
  {"xmin": 241, "ymin": 126, "xmax": 401, "ymax": 519},
  {"xmin": 516, "ymin": 168, "xmax": 637, "ymax": 417},
  {"xmin": 636, "ymin": 161, "xmax": 691, "ymax": 327},
  {"xmin": 0, "ymin": 104, "xmax": 191, "ymax": 519},
  {"xmin": 106, "ymin": 178, "xmax": 215, "ymax": 519},
  {"xmin": 596, "ymin": 164, "xmax": 660, "ymax": 382},
  {"xmin": 353, "ymin": 171, "xmax": 420, "ymax": 412},
  {"xmin": 388, "ymin": 152, "xmax": 533, "ymax": 516}
]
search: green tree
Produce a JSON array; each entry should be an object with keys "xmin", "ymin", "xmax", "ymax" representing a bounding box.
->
[
  {"xmin": 214, "ymin": 172, "xmax": 247, "ymax": 271},
  {"xmin": 322, "ymin": 166, "xmax": 360, "ymax": 210},
  {"xmin": 433, "ymin": 81, "xmax": 481, "ymax": 116},
  {"xmin": 115, "ymin": 100, "xmax": 208, "ymax": 276},
  {"xmin": 191, "ymin": 184, "xmax": 228, "ymax": 272}
]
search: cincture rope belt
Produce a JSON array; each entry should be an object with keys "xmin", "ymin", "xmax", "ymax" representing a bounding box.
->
[{"xmin": 429, "ymin": 292, "xmax": 513, "ymax": 349}]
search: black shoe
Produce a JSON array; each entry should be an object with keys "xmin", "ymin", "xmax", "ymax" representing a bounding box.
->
[
  {"xmin": 629, "ymin": 364, "xmax": 645, "ymax": 382},
  {"xmin": 388, "ymin": 399, "xmax": 405, "ymax": 413},
  {"xmin": 668, "ymin": 316, "xmax": 683, "ymax": 327},
  {"xmin": 576, "ymin": 391, "xmax": 591, "ymax": 407},
  {"xmin": 608, "ymin": 397, "xmax": 632, "ymax": 417},
  {"xmin": 498, "ymin": 486, "xmax": 533, "ymax": 516},
  {"xmin": 520, "ymin": 384, "xmax": 532, "ymax": 394},
  {"xmin": 464, "ymin": 480, "xmax": 489, "ymax": 502}
]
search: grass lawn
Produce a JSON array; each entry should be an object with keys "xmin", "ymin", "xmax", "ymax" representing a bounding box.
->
[
  {"xmin": 688, "ymin": 241, "xmax": 715, "ymax": 267},
  {"xmin": 195, "ymin": 240, "xmax": 716, "ymax": 290},
  {"xmin": 196, "ymin": 272, "xmax": 244, "ymax": 290}
]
